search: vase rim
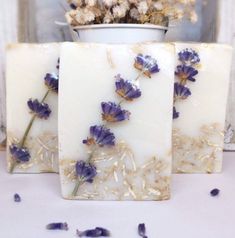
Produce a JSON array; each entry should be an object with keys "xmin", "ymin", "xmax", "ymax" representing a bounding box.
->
[{"xmin": 72, "ymin": 23, "xmax": 168, "ymax": 30}]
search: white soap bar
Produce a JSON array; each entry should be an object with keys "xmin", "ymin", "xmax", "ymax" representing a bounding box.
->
[
  {"xmin": 59, "ymin": 42, "xmax": 174, "ymax": 200},
  {"xmin": 173, "ymin": 43, "xmax": 233, "ymax": 173},
  {"xmin": 6, "ymin": 44, "xmax": 60, "ymax": 173}
]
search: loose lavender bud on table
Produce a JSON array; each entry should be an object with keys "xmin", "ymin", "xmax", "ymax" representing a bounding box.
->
[
  {"xmin": 210, "ymin": 188, "xmax": 220, "ymax": 197},
  {"xmin": 138, "ymin": 223, "xmax": 148, "ymax": 238},
  {"xmin": 77, "ymin": 227, "xmax": 111, "ymax": 237},
  {"xmin": 14, "ymin": 193, "xmax": 21, "ymax": 202},
  {"xmin": 46, "ymin": 222, "xmax": 68, "ymax": 230}
]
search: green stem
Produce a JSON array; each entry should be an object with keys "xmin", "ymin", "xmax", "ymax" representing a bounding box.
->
[
  {"xmin": 72, "ymin": 179, "xmax": 83, "ymax": 197},
  {"xmin": 135, "ymin": 71, "xmax": 144, "ymax": 81},
  {"xmin": 118, "ymin": 99, "xmax": 124, "ymax": 105},
  {"xmin": 41, "ymin": 89, "xmax": 50, "ymax": 103},
  {"xmin": 87, "ymin": 149, "xmax": 95, "ymax": 163},
  {"xmin": 20, "ymin": 90, "xmax": 50, "ymax": 147},
  {"xmin": 10, "ymin": 90, "xmax": 50, "ymax": 173},
  {"xmin": 19, "ymin": 114, "xmax": 36, "ymax": 147},
  {"xmin": 9, "ymin": 160, "xmax": 17, "ymax": 173}
]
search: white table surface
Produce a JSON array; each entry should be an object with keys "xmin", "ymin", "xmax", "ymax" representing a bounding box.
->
[{"xmin": 0, "ymin": 151, "xmax": 235, "ymax": 238}]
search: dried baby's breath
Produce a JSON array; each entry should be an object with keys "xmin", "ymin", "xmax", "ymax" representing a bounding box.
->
[{"xmin": 66, "ymin": 0, "xmax": 198, "ymax": 26}]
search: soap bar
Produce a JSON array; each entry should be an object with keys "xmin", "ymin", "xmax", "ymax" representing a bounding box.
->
[
  {"xmin": 6, "ymin": 44, "xmax": 60, "ymax": 173},
  {"xmin": 172, "ymin": 43, "xmax": 233, "ymax": 173},
  {"xmin": 59, "ymin": 42, "xmax": 174, "ymax": 200}
]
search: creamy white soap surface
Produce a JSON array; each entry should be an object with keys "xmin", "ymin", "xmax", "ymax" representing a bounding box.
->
[
  {"xmin": 174, "ymin": 43, "xmax": 233, "ymax": 136},
  {"xmin": 59, "ymin": 42, "xmax": 175, "ymax": 200},
  {"xmin": 173, "ymin": 43, "xmax": 233, "ymax": 173},
  {"xmin": 6, "ymin": 44, "xmax": 60, "ymax": 173},
  {"xmin": 59, "ymin": 42, "xmax": 174, "ymax": 163}
]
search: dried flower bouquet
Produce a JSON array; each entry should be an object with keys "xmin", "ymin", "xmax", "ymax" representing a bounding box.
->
[{"xmin": 65, "ymin": 0, "xmax": 197, "ymax": 27}]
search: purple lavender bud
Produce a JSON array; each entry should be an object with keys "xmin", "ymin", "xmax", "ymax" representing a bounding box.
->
[
  {"xmin": 46, "ymin": 222, "xmax": 68, "ymax": 230},
  {"xmin": 101, "ymin": 102, "xmax": 130, "ymax": 122},
  {"xmin": 95, "ymin": 227, "xmax": 111, "ymax": 236},
  {"xmin": 173, "ymin": 106, "xmax": 179, "ymax": 119},
  {"xmin": 75, "ymin": 160, "xmax": 97, "ymax": 183},
  {"xmin": 138, "ymin": 223, "xmax": 147, "ymax": 237},
  {"xmin": 210, "ymin": 188, "xmax": 220, "ymax": 197},
  {"xmin": 83, "ymin": 125, "xmax": 115, "ymax": 147},
  {"xmin": 115, "ymin": 74, "xmax": 141, "ymax": 101},
  {"xmin": 178, "ymin": 48, "xmax": 200, "ymax": 65},
  {"xmin": 77, "ymin": 228, "xmax": 102, "ymax": 237},
  {"xmin": 175, "ymin": 65, "xmax": 198, "ymax": 82},
  {"xmin": 134, "ymin": 54, "xmax": 160, "ymax": 77},
  {"xmin": 44, "ymin": 73, "xmax": 59, "ymax": 93},
  {"xmin": 9, "ymin": 144, "xmax": 30, "ymax": 162},
  {"xmin": 27, "ymin": 99, "xmax": 51, "ymax": 119},
  {"xmin": 77, "ymin": 227, "xmax": 111, "ymax": 237},
  {"xmin": 174, "ymin": 82, "xmax": 191, "ymax": 100},
  {"xmin": 14, "ymin": 193, "xmax": 21, "ymax": 202}
]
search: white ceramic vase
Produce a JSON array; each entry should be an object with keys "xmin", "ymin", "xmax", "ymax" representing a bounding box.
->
[{"xmin": 69, "ymin": 24, "xmax": 167, "ymax": 43}]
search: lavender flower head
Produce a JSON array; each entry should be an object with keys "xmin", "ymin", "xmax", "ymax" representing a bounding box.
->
[
  {"xmin": 75, "ymin": 160, "xmax": 97, "ymax": 183},
  {"xmin": 178, "ymin": 48, "xmax": 200, "ymax": 65},
  {"xmin": 210, "ymin": 188, "xmax": 220, "ymax": 197},
  {"xmin": 83, "ymin": 125, "xmax": 115, "ymax": 147},
  {"xmin": 175, "ymin": 65, "xmax": 198, "ymax": 83},
  {"xmin": 46, "ymin": 222, "xmax": 68, "ymax": 230},
  {"xmin": 101, "ymin": 102, "xmax": 130, "ymax": 122},
  {"xmin": 138, "ymin": 223, "xmax": 148, "ymax": 238},
  {"xmin": 27, "ymin": 99, "xmax": 51, "ymax": 119},
  {"xmin": 115, "ymin": 74, "xmax": 141, "ymax": 101},
  {"xmin": 9, "ymin": 144, "xmax": 30, "ymax": 162},
  {"xmin": 174, "ymin": 82, "xmax": 191, "ymax": 100},
  {"xmin": 173, "ymin": 106, "xmax": 179, "ymax": 119},
  {"xmin": 77, "ymin": 227, "xmax": 110, "ymax": 237},
  {"xmin": 134, "ymin": 54, "xmax": 160, "ymax": 78},
  {"xmin": 44, "ymin": 73, "xmax": 59, "ymax": 93},
  {"xmin": 14, "ymin": 193, "xmax": 21, "ymax": 202}
]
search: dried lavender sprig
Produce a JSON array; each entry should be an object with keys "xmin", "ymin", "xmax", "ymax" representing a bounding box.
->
[
  {"xmin": 138, "ymin": 223, "xmax": 148, "ymax": 238},
  {"xmin": 46, "ymin": 222, "xmax": 68, "ymax": 230},
  {"xmin": 77, "ymin": 227, "xmax": 110, "ymax": 237},
  {"xmin": 9, "ymin": 89, "xmax": 50, "ymax": 173}
]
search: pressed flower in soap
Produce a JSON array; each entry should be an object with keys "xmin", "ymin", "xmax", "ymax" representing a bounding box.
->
[
  {"xmin": 59, "ymin": 42, "xmax": 175, "ymax": 200},
  {"xmin": 70, "ymin": 52, "xmax": 161, "ymax": 197},
  {"xmin": 173, "ymin": 43, "xmax": 233, "ymax": 173},
  {"xmin": 6, "ymin": 44, "xmax": 60, "ymax": 173}
]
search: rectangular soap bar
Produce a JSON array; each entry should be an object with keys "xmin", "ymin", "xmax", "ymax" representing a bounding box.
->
[
  {"xmin": 173, "ymin": 43, "xmax": 233, "ymax": 173},
  {"xmin": 6, "ymin": 44, "xmax": 60, "ymax": 173},
  {"xmin": 59, "ymin": 42, "xmax": 174, "ymax": 200}
]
